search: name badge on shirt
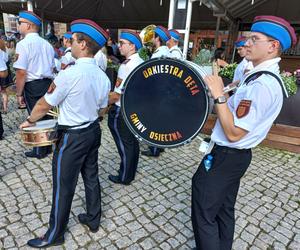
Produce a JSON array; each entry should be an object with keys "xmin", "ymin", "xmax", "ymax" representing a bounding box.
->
[{"xmin": 236, "ymin": 99, "xmax": 252, "ymax": 118}]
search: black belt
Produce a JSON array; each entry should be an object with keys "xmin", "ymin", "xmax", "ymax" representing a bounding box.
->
[
  {"xmin": 213, "ymin": 144, "xmax": 251, "ymax": 154},
  {"xmin": 26, "ymin": 78, "xmax": 52, "ymax": 84},
  {"xmin": 58, "ymin": 119, "xmax": 99, "ymax": 134}
]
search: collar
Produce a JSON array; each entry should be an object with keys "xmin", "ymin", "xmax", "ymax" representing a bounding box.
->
[
  {"xmin": 75, "ymin": 57, "xmax": 96, "ymax": 65},
  {"xmin": 128, "ymin": 52, "xmax": 139, "ymax": 60},
  {"xmin": 248, "ymin": 57, "xmax": 281, "ymax": 75},
  {"xmin": 24, "ymin": 32, "xmax": 39, "ymax": 38},
  {"xmin": 65, "ymin": 47, "xmax": 71, "ymax": 52}
]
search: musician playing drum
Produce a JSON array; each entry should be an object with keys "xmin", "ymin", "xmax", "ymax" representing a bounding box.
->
[
  {"xmin": 20, "ymin": 19, "xmax": 110, "ymax": 248},
  {"xmin": 108, "ymin": 30, "xmax": 144, "ymax": 185},
  {"xmin": 191, "ymin": 16, "xmax": 296, "ymax": 250},
  {"xmin": 14, "ymin": 11, "xmax": 55, "ymax": 159}
]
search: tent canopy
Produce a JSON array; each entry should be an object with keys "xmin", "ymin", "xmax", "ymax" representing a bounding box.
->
[{"xmin": 0, "ymin": 0, "xmax": 299, "ymax": 30}]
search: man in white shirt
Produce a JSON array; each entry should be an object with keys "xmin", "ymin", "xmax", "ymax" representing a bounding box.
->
[
  {"xmin": 151, "ymin": 25, "xmax": 171, "ymax": 59},
  {"xmin": 20, "ymin": 19, "xmax": 110, "ymax": 248},
  {"xmin": 167, "ymin": 29, "xmax": 183, "ymax": 59},
  {"xmin": 108, "ymin": 30, "xmax": 144, "ymax": 185},
  {"xmin": 14, "ymin": 11, "xmax": 55, "ymax": 159},
  {"xmin": 233, "ymin": 37, "xmax": 253, "ymax": 84},
  {"xmin": 60, "ymin": 32, "xmax": 75, "ymax": 70},
  {"xmin": 191, "ymin": 15, "xmax": 296, "ymax": 250}
]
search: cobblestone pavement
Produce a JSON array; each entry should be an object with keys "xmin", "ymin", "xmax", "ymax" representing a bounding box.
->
[{"xmin": 0, "ymin": 101, "xmax": 299, "ymax": 250}]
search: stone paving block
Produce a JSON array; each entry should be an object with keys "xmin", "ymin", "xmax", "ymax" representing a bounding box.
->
[
  {"xmin": 115, "ymin": 236, "xmax": 132, "ymax": 249},
  {"xmin": 140, "ymin": 237, "xmax": 156, "ymax": 250}
]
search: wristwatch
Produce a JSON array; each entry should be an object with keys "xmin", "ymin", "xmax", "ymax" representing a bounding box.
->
[{"xmin": 214, "ymin": 95, "xmax": 227, "ymax": 104}]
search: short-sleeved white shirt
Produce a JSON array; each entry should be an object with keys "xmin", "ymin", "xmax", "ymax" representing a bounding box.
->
[
  {"xmin": 13, "ymin": 33, "xmax": 55, "ymax": 82},
  {"xmin": 0, "ymin": 55, "xmax": 7, "ymax": 71},
  {"xmin": 0, "ymin": 50, "xmax": 8, "ymax": 63},
  {"xmin": 211, "ymin": 57, "xmax": 283, "ymax": 149},
  {"xmin": 169, "ymin": 45, "xmax": 183, "ymax": 59},
  {"xmin": 94, "ymin": 49, "xmax": 107, "ymax": 71},
  {"xmin": 114, "ymin": 53, "xmax": 144, "ymax": 107},
  {"xmin": 233, "ymin": 58, "xmax": 253, "ymax": 83},
  {"xmin": 44, "ymin": 57, "xmax": 110, "ymax": 127},
  {"xmin": 151, "ymin": 45, "xmax": 171, "ymax": 59},
  {"xmin": 60, "ymin": 47, "xmax": 75, "ymax": 67}
]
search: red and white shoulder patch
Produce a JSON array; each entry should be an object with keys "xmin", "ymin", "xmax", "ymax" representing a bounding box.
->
[{"xmin": 236, "ymin": 100, "xmax": 252, "ymax": 118}]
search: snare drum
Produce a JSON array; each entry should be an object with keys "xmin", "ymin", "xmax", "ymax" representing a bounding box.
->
[
  {"xmin": 121, "ymin": 58, "xmax": 211, "ymax": 148},
  {"xmin": 21, "ymin": 119, "xmax": 57, "ymax": 146}
]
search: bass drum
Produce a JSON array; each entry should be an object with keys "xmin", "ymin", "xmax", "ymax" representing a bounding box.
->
[{"xmin": 121, "ymin": 58, "xmax": 210, "ymax": 148}]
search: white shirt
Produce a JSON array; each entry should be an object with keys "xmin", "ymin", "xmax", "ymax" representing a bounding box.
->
[
  {"xmin": 0, "ymin": 55, "xmax": 7, "ymax": 71},
  {"xmin": 114, "ymin": 53, "xmax": 144, "ymax": 106},
  {"xmin": 0, "ymin": 50, "xmax": 8, "ymax": 63},
  {"xmin": 13, "ymin": 33, "xmax": 55, "ymax": 82},
  {"xmin": 44, "ymin": 57, "xmax": 110, "ymax": 127},
  {"xmin": 94, "ymin": 49, "xmax": 107, "ymax": 71},
  {"xmin": 211, "ymin": 58, "xmax": 283, "ymax": 149},
  {"xmin": 169, "ymin": 45, "xmax": 183, "ymax": 59},
  {"xmin": 151, "ymin": 46, "xmax": 171, "ymax": 59},
  {"xmin": 233, "ymin": 58, "xmax": 253, "ymax": 83},
  {"xmin": 60, "ymin": 47, "xmax": 75, "ymax": 67}
]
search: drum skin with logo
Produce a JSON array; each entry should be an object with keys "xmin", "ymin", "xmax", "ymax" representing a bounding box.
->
[
  {"xmin": 121, "ymin": 58, "xmax": 209, "ymax": 148},
  {"xmin": 21, "ymin": 119, "xmax": 57, "ymax": 146}
]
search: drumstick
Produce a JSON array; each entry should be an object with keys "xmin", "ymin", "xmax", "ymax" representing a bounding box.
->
[{"xmin": 47, "ymin": 110, "xmax": 58, "ymax": 117}]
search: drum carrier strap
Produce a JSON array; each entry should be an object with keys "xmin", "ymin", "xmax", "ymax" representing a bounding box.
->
[{"xmin": 243, "ymin": 70, "xmax": 289, "ymax": 98}]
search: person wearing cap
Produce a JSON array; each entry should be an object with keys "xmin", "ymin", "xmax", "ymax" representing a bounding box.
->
[
  {"xmin": 232, "ymin": 36, "xmax": 253, "ymax": 84},
  {"xmin": 108, "ymin": 30, "xmax": 144, "ymax": 185},
  {"xmin": 141, "ymin": 25, "xmax": 170, "ymax": 157},
  {"xmin": 151, "ymin": 25, "xmax": 171, "ymax": 58},
  {"xmin": 167, "ymin": 29, "xmax": 183, "ymax": 59},
  {"xmin": 60, "ymin": 32, "xmax": 75, "ymax": 70},
  {"xmin": 14, "ymin": 11, "xmax": 55, "ymax": 159},
  {"xmin": 20, "ymin": 19, "xmax": 110, "ymax": 248},
  {"xmin": 191, "ymin": 15, "xmax": 296, "ymax": 250}
]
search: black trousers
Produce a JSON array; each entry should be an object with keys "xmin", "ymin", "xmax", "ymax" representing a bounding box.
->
[
  {"xmin": 45, "ymin": 121, "xmax": 101, "ymax": 242},
  {"xmin": 108, "ymin": 105, "xmax": 139, "ymax": 183},
  {"xmin": 192, "ymin": 145, "xmax": 252, "ymax": 250},
  {"xmin": 24, "ymin": 78, "xmax": 52, "ymax": 155}
]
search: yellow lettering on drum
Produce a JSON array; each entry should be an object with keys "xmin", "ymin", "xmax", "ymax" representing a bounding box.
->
[
  {"xmin": 143, "ymin": 70, "xmax": 149, "ymax": 78},
  {"xmin": 177, "ymin": 70, "xmax": 183, "ymax": 78},
  {"xmin": 150, "ymin": 132, "xmax": 155, "ymax": 139},
  {"xmin": 169, "ymin": 65, "xmax": 174, "ymax": 74},
  {"xmin": 147, "ymin": 68, "xmax": 153, "ymax": 76},
  {"xmin": 173, "ymin": 67, "xmax": 179, "ymax": 76}
]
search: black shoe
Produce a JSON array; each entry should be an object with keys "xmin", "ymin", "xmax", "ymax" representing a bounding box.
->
[
  {"xmin": 78, "ymin": 214, "xmax": 99, "ymax": 233},
  {"xmin": 25, "ymin": 150, "xmax": 47, "ymax": 159},
  {"xmin": 27, "ymin": 236, "xmax": 64, "ymax": 248},
  {"xmin": 141, "ymin": 150, "xmax": 160, "ymax": 157},
  {"xmin": 108, "ymin": 174, "xmax": 130, "ymax": 185}
]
